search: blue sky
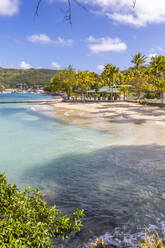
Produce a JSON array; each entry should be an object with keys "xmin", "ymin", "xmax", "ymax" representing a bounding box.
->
[{"xmin": 0, "ymin": 0, "xmax": 165, "ymax": 73}]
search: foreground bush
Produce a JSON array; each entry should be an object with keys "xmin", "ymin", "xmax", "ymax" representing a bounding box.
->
[{"xmin": 0, "ymin": 173, "xmax": 84, "ymax": 247}]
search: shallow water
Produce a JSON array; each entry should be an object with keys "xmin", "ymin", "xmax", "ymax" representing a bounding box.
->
[
  {"xmin": 0, "ymin": 92, "xmax": 53, "ymax": 101},
  {"xmin": 0, "ymin": 95, "xmax": 165, "ymax": 247}
]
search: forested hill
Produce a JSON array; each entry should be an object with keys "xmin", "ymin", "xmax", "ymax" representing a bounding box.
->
[{"xmin": 0, "ymin": 68, "xmax": 57, "ymax": 88}]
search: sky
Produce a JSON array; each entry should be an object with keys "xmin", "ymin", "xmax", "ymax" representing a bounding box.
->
[{"xmin": 0, "ymin": 0, "xmax": 165, "ymax": 73}]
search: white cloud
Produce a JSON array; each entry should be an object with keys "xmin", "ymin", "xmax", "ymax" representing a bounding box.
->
[
  {"xmin": 0, "ymin": 0, "xmax": 20, "ymax": 16},
  {"xmin": 27, "ymin": 34, "xmax": 74, "ymax": 46},
  {"xmin": 19, "ymin": 61, "xmax": 32, "ymax": 69},
  {"xmin": 82, "ymin": 0, "xmax": 165, "ymax": 27},
  {"xmin": 97, "ymin": 65, "xmax": 105, "ymax": 71},
  {"xmin": 55, "ymin": 37, "xmax": 73, "ymax": 46},
  {"xmin": 87, "ymin": 36, "xmax": 127, "ymax": 53},
  {"xmin": 107, "ymin": 13, "xmax": 144, "ymax": 26},
  {"xmin": 27, "ymin": 34, "xmax": 52, "ymax": 44},
  {"xmin": 87, "ymin": 36, "xmax": 98, "ymax": 42},
  {"xmin": 51, "ymin": 62, "xmax": 61, "ymax": 70}
]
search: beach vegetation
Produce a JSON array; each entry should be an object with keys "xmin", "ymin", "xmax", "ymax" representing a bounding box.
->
[
  {"xmin": 50, "ymin": 66, "xmax": 77, "ymax": 99},
  {"xmin": 0, "ymin": 173, "xmax": 84, "ymax": 248},
  {"xmin": 76, "ymin": 71, "xmax": 99, "ymax": 95},
  {"xmin": 101, "ymin": 64, "xmax": 120, "ymax": 101},
  {"xmin": 149, "ymin": 56, "xmax": 165, "ymax": 103},
  {"xmin": 48, "ymin": 55, "xmax": 165, "ymax": 102},
  {"xmin": 93, "ymin": 93, "xmax": 100, "ymax": 100},
  {"xmin": 129, "ymin": 68, "xmax": 149, "ymax": 100},
  {"xmin": 49, "ymin": 53, "xmax": 165, "ymax": 103},
  {"xmin": 43, "ymin": 85, "xmax": 51, "ymax": 92},
  {"xmin": 118, "ymin": 71, "xmax": 131, "ymax": 100},
  {"xmin": 131, "ymin": 52, "xmax": 147, "ymax": 70}
]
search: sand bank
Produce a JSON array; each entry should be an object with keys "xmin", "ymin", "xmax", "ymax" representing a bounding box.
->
[
  {"xmin": 52, "ymin": 101, "xmax": 165, "ymax": 145},
  {"xmin": 53, "ymin": 101, "xmax": 165, "ymax": 125}
]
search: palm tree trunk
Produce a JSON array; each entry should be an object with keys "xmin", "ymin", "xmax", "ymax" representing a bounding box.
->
[
  {"xmin": 112, "ymin": 78, "xmax": 115, "ymax": 101},
  {"xmin": 161, "ymin": 92, "xmax": 164, "ymax": 104},
  {"xmin": 67, "ymin": 91, "xmax": 70, "ymax": 100},
  {"xmin": 111, "ymin": 87, "xmax": 114, "ymax": 101}
]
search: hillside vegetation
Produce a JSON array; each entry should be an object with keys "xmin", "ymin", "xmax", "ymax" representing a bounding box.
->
[{"xmin": 0, "ymin": 68, "xmax": 57, "ymax": 89}]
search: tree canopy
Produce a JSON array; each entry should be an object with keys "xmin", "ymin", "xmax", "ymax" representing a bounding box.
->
[
  {"xmin": 50, "ymin": 66, "xmax": 77, "ymax": 98},
  {"xmin": 0, "ymin": 173, "xmax": 84, "ymax": 248},
  {"xmin": 49, "ymin": 53, "xmax": 165, "ymax": 103}
]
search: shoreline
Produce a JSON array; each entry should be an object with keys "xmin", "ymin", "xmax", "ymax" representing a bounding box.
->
[
  {"xmin": 51, "ymin": 101, "xmax": 165, "ymax": 145},
  {"xmin": 53, "ymin": 101, "xmax": 165, "ymax": 119},
  {"xmin": 31, "ymin": 100, "xmax": 165, "ymax": 145},
  {"xmin": 52, "ymin": 101, "xmax": 165, "ymax": 125}
]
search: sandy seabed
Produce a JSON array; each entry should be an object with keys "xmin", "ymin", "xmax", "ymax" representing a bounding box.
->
[{"xmin": 52, "ymin": 101, "xmax": 165, "ymax": 146}]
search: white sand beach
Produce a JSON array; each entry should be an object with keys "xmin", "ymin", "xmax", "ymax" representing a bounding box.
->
[{"xmin": 53, "ymin": 101, "xmax": 165, "ymax": 145}]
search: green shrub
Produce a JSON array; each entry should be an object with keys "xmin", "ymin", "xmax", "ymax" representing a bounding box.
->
[
  {"xmin": 104, "ymin": 93, "xmax": 110, "ymax": 99},
  {"xmin": 93, "ymin": 93, "xmax": 100, "ymax": 100},
  {"xmin": 144, "ymin": 92, "xmax": 160, "ymax": 99},
  {"xmin": 0, "ymin": 173, "xmax": 84, "ymax": 247},
  {"xmin": 43, "ymin": 85, "xmax": 51, "ymax": 92}
]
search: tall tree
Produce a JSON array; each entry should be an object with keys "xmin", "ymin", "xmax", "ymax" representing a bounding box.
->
[
  {"xmin": 76, "ymin": 71, "xmax": 98, "ymax": 97},
  {"xmin": 129, "ymin": 68, "xmax": 148, "ymax": 100},
  {"xmin": 101, "ymin": 64, "xmax": 120, "ymax": 101},
  {"xmin": 119, "ymin": 71, "xmax": 132, "ymax": 101},
  {"xmin": 131, "ymin": 52, "xmax": 147, "ymax": 70},
  {"xmin": 150, "ymin": 56, "xmax": 165, "ymax": 103},
  {"xmin": 50, "ymin": 66, "xmax": 77, "ymax": 99},
  {"xmin": 130, "ymin": 53, "xmax": 148, "ymax": 100}
]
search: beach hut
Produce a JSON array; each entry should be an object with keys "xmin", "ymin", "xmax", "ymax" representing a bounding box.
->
[
  {"xmin": 98, "ymin": 86, "xmax": 120, "ymax": 100},
  {"xmin": 86, "ymin": 86, "xmax": 120, "ymax": 101}
]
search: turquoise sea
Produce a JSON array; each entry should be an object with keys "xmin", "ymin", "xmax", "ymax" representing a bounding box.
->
[
  {"xmin": 0, "ymin": 92, "xmax": 53, "ymax": 101},
  {"xmin": 1, "ymin": 93, "xmax": 165, "ymax": 247}
]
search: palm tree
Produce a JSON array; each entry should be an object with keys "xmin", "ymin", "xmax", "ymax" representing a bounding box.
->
[
  {"xmin": 150, "ymin": 56, "xmax": 165, "ymax": 103},
  {"xmin": 119, "ymin": 72, "xmax": 132, "ymax": 101},
  {"xmin": 131, "ymin": 52, "xmax": 147, "ymax": 70},
  {"xmin": 76, "ymin": 71, "xmax": 98, "ymax": 101},
  {"xmin": 156, "ymin": 80, "xmax": 165, "ymax": 103},
  {"xmin": 129, "ymin": 67, "xmax": 148, "ymax": 100},
  {"xmin": 150, "ymin": 55, "xmax": 165, "ymax": 76},
  {"xmin": 101, "ymin": 64, "xmax": 120, "ymax": 101},
  {"xmin": 130, "ymin": 53, "xmax": 148, "ymax": 101}
]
